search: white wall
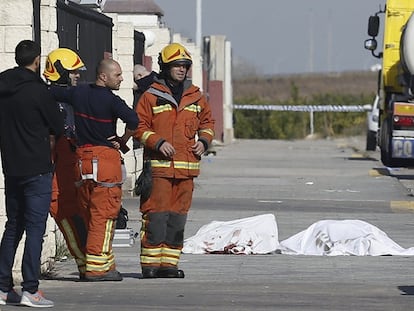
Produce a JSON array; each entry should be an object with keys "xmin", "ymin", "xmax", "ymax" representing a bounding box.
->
[
  {"xmin": 206, "ymin": 35, "xmax": 234, "ymax": 145},
  {"xmin": 106, "ymin": 13, "xmax": 141, "ymax": 195}
]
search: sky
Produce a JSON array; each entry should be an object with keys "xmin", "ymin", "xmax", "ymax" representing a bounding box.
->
[{"xmin": 154, "ymin": 0, "xmax": 386, "ymax": 75}]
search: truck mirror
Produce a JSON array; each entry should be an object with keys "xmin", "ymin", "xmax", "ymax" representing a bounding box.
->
[
  {"xmin": 364, "ymin": 38, "xmax": 377, "ymax": 51},
  {"xmin": 368, "ymin": 15, "xmax": 380, "ymax": 37}
]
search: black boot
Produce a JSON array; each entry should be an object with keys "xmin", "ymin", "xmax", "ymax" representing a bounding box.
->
[
  {"xmin": 142, "ymin": 267, "xmax": 159, "ymax": 279},
  {"xmin": 83, "ymin": 270, "xmax": 123, "ymax": 282},
  {"xmin": 157, "ymin": 268, "xmax": 185, "ymax": 278}
]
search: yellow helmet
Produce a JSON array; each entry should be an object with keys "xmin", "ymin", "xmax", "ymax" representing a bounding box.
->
[
  {"xmin": 158, "ymin": 43, "xmax": 192, "ymax": 70},
  {"xmin": 43, "ymin": 48, "xmax": 85, "ymax": 82}
]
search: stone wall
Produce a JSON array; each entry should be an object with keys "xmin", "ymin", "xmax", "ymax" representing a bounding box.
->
[{"xmin": 106, "ymin": 13, "xmax": 139, "ymax": 196}]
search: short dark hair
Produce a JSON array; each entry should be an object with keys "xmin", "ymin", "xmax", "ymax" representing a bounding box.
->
[
  {"xmin": 95, "ymin": 59, "xmax": 116, "ymax": 78},
  {"xmin": 15, "ymin": 40, "xmax": 41, "ymax": 67}
]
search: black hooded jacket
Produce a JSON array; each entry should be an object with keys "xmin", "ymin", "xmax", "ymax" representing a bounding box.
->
[{"xmin": 0, "ymin": 67, "xmax": 64, "ymax": 176}]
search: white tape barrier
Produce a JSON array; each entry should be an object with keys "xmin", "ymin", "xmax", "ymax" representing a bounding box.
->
[{"xmin": 234, "ymin": 104, "xmax": 370, "ymax": 112}]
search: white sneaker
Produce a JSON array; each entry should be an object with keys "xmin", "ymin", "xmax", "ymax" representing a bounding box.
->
[
  {"xmin": 0, "ymin": 288, "xmax": 21, "ymax": 305},
  {"xmin": 20, "ymin": 290, "xmax": 54, "ymax": 308}
]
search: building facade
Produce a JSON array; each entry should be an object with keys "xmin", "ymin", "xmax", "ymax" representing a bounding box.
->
[{"xmin": 0, "ymin": 0, "xmax": 233, "ymax": 278}]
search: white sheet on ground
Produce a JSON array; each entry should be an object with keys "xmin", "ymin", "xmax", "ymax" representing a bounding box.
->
[
  {"xmin": 182, "ymin": 214, "xmax": 279, "ymax": 254},
  {"xmin": 278, "ymin": 219, "xmax": 414, "ymax": 256},
  {"xmin": 183, "ymin": 215, "xmax": 414, "ymax": 256}
]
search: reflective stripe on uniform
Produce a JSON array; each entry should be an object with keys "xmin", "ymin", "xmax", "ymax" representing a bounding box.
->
[
  {"xmin": 150, "ymin": 160, "xmax": 200, "ymax": 170},
  {"xmin": 141, "ymin": 131, "xmax": 155, "ymax": 144},
  {"xmin": 61, "ymin": 218, "xmax": 85, "ymax": 263},
  {"xmin": 162, "ymin": 247, "xmax": 182, "ymax": 257},
  {"xmin": 173, "ymin": 161, "xmax": 200, "ymax": 170},
  {"xmin": 141, "ymin": 247, "xmax": 162, "ymax": 256},
  {"xmin": 140, "ymin": 255, "xmax": 162, "ymax": 265},
  {"xmin": 160, "ymin": 256, "xmax": 179, "ymax": 266},
  {"xmin": 152, "ymin": 104, "xmax": 173, "ymax": 114},
  {"xmin": 151, "ymin": 159, "xmax": 171, "ymax": 168},
  {"xmin": 86, "ymin": 258, "xmax": 115, "ymax": 272},
  {"xmin": 84, "ymin": 219, "xmax": 115, "ymax": 273},
  {"xmin": 199, "ymin": 128, "xmax": 215, "ymax": 137},
  {"xmin": 86, "ymin": 252, "xmax": 114, "ymax": 264},
  {"xmin": 184, "ymin": 104, "xmax": 201, "ymax": 113},
  {"xmin": 160, "ymin": 247, "xmax": 181, "ymax": 266},
  {"xmin": 86, "ymin": 252, "xmax": 115, "ymax": 272},
  {"xmin": 102, "ymin": 219, "xmax": 113, "ymax": 253}
]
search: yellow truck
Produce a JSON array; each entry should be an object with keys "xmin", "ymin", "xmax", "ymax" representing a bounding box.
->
[{"xmin": 365, "ymin": 0, "xmax": 414, "ymax": 167}]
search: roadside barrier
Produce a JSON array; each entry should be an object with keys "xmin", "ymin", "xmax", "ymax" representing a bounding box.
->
[
  {"xmin": 233, "ymin": 104, "xmax": 370, "ymax": 112},
  {"xmin": 233, "ymin": 104, "xmax": 372, "ymax": 135}
]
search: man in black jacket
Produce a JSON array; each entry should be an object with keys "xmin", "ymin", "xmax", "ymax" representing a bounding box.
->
[{"xmin": 0, "ymin": 40, "xmax": 63, "ymax": 308}]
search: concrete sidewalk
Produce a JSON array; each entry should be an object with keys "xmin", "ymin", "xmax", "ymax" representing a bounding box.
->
[{"xmin": 5, "ymin": 136, "xmax": 414, "ymax": 311}]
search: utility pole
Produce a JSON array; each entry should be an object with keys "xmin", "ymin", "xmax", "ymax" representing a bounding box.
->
[
  {"xmin": 327, "ymin": 9, "xmax": 332, "ymax": 72},
  {"xmin": 309, "ymin": 9, "xmax": 314, "ymax": 73},
  {"xmin": 196, "ymin": 0, "xmax": 202, "ymax": 47}
]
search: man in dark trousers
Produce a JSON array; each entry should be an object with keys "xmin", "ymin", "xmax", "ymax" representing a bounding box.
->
[{"xmin": 0, "ymin": 40, "xmax": 64, "ymax": 307}]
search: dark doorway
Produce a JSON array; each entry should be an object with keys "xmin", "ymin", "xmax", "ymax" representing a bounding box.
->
[{"xmin": 134, "ymin": 31, "xmax": 145, "ymax": 65}]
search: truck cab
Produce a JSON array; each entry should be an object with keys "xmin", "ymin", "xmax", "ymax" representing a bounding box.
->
[{"xmin": 365, "ymin": 0, "xmax": 414, "ymax": 167}]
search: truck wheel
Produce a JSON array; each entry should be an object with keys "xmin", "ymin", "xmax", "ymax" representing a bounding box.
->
[
  {"xmin": 380, "ymin": 117, "xmax": 395, "ymax": 167},
  {"xmin": 380, "ymin": 147, "xmax": 393, "ymax": 167},
  {"xmin": 380, "ymin": 116, "xmax": 406, "ymax": 167},
  {"xmin": 366, "ymin": 130, "xmax": 377, "ymax": 151}
]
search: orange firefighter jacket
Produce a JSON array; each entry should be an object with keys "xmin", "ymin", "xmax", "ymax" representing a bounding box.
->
[{"xmin": 135, "ymin": 79, "xmax": 215, "ymax": 179}]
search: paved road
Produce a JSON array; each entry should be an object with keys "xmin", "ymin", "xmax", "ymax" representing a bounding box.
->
[{"xmin": 4, "ymin": 137, "xmax": 414, "ymax": 311}]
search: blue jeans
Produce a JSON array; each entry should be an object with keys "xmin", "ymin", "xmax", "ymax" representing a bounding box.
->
[{"xmin": 0, "ymin": 173, "xmax": 52, "ymax": 293}]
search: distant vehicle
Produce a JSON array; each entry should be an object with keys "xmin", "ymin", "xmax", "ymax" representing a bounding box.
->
[
  {"xmin": 364, "ymin": 0, "xmax": 414, "ymax": 167},
  {"xmin": 366, "ymin": 94, "xmax": 379, "ymax": 151}
]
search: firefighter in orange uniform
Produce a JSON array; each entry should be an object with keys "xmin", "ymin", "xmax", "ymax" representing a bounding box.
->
[
  {"xmin": 50, "ymin": 59, "xmax": 138, "ymax": 281},
  {"xmin": 44, "ymin": 48, "xmax": 88, "ymax": 279},
  {"xmin": 135, "ymin": 43, "xmax": 215, "ymax": 278}
]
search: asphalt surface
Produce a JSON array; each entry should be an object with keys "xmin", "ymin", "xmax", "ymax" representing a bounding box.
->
[{"xmin": 4, "ymin": 136, "xmax": 414, "ymax": 310}]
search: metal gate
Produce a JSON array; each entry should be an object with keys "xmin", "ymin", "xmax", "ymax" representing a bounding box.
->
[
  {"xmin": 32, "ymin": 0, "xmax": 41, "ymax": 47},
  {"xmin": 56, "ymin": 0, "xmax": 113, "ymax": 83}
]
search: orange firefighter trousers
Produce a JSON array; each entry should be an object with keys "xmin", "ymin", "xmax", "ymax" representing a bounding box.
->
[
  {"xmin": 140, "ymin": 177, "xmax": 194, "ymax": 269},
  {"xmin": 75, "ymin": 146, "xmax": 123, "ymax": 277},
  {"xmin": 50, "ymin": 137, "xmax": 87, "ymax": 275}
]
